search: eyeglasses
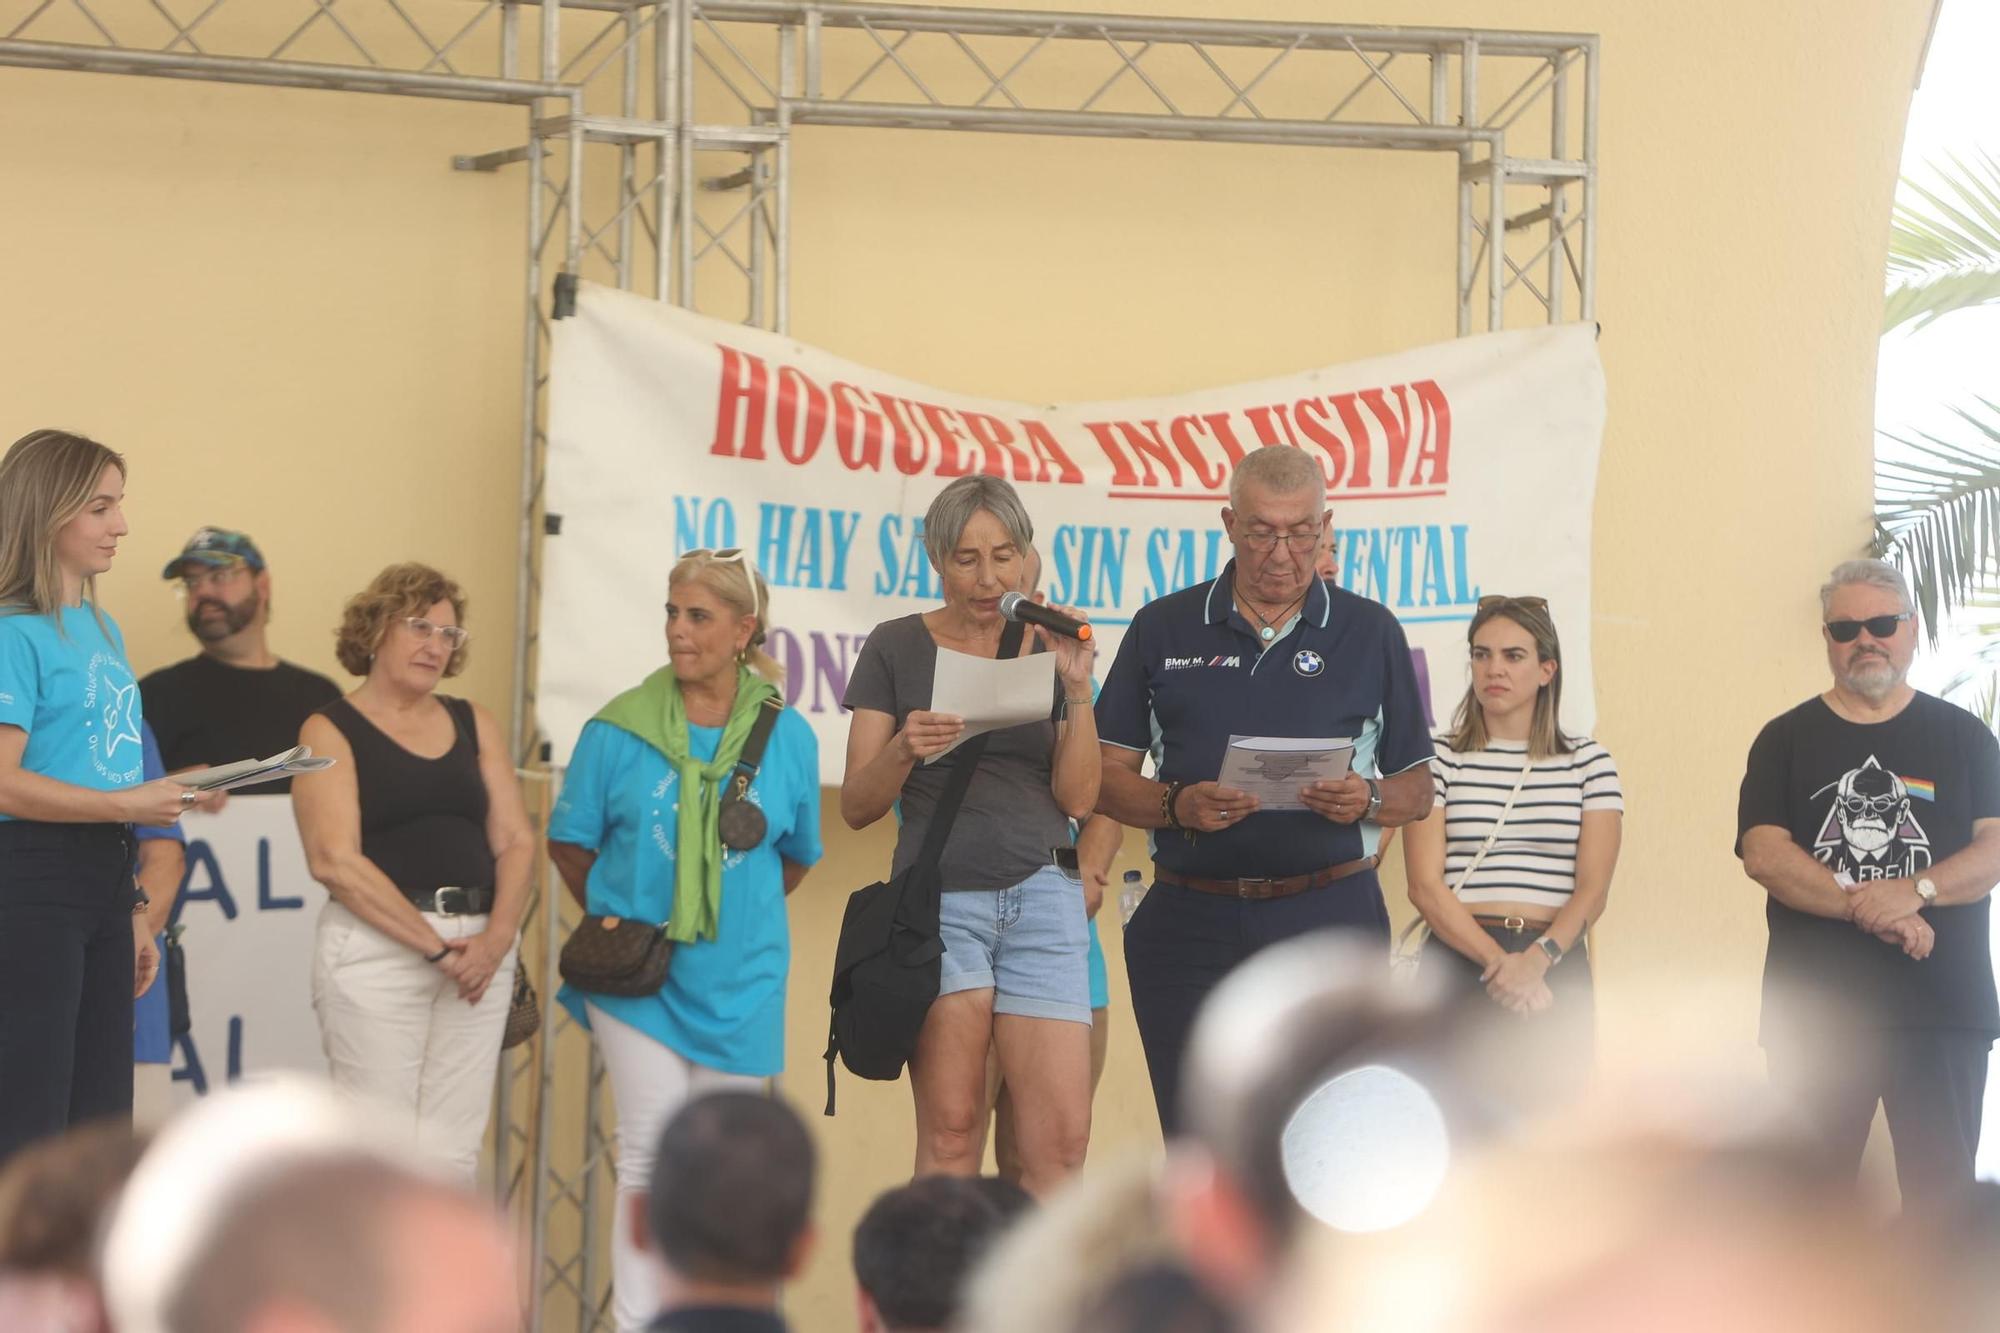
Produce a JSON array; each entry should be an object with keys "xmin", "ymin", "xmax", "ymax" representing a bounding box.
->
[
  {"xmin": 1837, "ymin": 791, "xmax": 1903, "ymax": 818},
  {"xmin": 1824, "ymin": 614, "xmax": 1910, "ymax": 643},
  {"xmin": 1238, "ymin": 530, "xmax": 1322, "ymax": 554},
  {"xmin": 402, "ymin": 616, "xmax": 470, "ymax": 649},
  {"xmin": 176, "ymin": 562, "xmax": 249, "ymax": 596},
  {"xmin": 1478, "ymin": 594, "xmax": 1549, "ymax": 611},
  {"xmin": 678, "ymin": 547, "xmax": 763, "ymax": 623}
]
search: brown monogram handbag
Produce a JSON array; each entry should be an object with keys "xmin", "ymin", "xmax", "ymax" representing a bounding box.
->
[{"xmin": 558, "ymin": 916, "xmax": 673, "ymax": 997}]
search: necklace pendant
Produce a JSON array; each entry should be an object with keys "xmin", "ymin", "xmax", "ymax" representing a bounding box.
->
[{"xmin": 1260, "ymin": 626, "xmax": 1275, "ymax": 641}]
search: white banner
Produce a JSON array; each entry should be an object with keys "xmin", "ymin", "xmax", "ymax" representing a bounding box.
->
[
  {"xmin": 543, "ymin": 283, "xmax": 1606, "ymax": 782},
  {"xmin": 165, "ymin": 796, "xmax": 326, "ymax": 1101}
]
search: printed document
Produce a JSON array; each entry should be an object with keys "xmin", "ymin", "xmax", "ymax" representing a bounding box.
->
[{"xmin": 1214, "ymin": 735, "xmax": 1355, "ymax": 811}]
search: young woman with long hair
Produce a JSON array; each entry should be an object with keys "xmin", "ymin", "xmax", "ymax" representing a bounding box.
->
[
  {"xmin": 0, "ymin": 430, "xmax": 213, "ymax": 1163},
  {"xmin": 1404, "ymin": 596, "xmax": 1623, "ymax": 1077}
]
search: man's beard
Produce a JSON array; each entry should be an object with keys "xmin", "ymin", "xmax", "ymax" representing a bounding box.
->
[
  {"xmin": 1837, "ymin": 651, "xmax": 1904, "ymax": 703},
  {"xmin": 188, "ymin": 596, "xmax": 258, "ymax": 643},
  {"xmin": 1843, "ymin": 819, "xmax": 1893, "ymax": 854}
]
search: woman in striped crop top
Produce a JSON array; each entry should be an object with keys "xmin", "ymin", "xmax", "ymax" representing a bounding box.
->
[{"xmin": 1404, "ymin": 596, "xmax": 1623, "ymax": 1033}]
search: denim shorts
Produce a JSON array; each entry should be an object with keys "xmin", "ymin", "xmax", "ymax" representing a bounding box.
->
[{"xmin": 938, "ymin": 863, "xmax": 1092, "ymax": 1025}]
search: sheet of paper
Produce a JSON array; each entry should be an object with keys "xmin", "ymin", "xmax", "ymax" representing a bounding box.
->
[
  {"xmin": 927, "ymin": 647, "xmax": 1057, "ymax": 762},
  {"xmin": 178, "ymin": 746, "xmax": 338, "ymax": 793},
  {"xmin": 1214, "ymin": 735, "xmax": 1354, "ymax": 811}
]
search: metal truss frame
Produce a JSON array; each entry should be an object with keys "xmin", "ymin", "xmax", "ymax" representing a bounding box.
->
[{"xmin": 0, "ymin": 4, "xmax": 1596, "ymax": 1328}]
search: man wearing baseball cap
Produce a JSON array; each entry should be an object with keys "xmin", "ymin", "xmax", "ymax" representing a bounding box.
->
[{"xmin": 139, "ymin": 527, "xmax": 340, "ymax": 791}]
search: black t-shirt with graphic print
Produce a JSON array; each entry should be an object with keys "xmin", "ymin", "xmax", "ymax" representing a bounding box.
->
[{"xmin": 1737, "ymin": 691, "xmax": 2000, "ymax": 1043}]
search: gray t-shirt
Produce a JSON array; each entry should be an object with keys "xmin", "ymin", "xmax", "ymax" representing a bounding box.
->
[{"xmin": 842, "ymin": 613, "xmax": 1070, "ymax": 891}]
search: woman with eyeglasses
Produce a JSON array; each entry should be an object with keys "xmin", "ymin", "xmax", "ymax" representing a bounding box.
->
[
  {"xmin": 0, "ymin": 430, "xmax": 219, "ymax": 1164},
  {"xmin": 1403, "ymin": 595, "xmax": 1622, "ymax": 1088},
  {"xmin": 291, "ymin": 562, "xmax": 533, "ymax": 1180},
  {"xmin": 547, "ymin": 548, "xmax": 821, "ymax": 1333},
  {"xmin": 842, "ymin": 474, "xmax": 1099, "ymax": 1196}
]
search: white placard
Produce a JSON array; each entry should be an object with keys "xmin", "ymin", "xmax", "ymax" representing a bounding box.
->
[{"xmin": 165, "ymin": 795, "xmax": 327, "ymax": 1101}]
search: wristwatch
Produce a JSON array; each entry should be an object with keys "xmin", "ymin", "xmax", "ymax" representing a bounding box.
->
[
  {"xmin": 1535, "ymin": 935, "xmax": 1564, "ymax": 967},
  {"xmin": 1362, "ymin": 778, "xmax": 1382, "ymax": 821},
  {"xmin": 1916, "ymin": 877, "xmax": 1939, "ymax": 907},
  {"xmin": 131, "ymin": 887, "xmax": 151, "ymax": 917}
]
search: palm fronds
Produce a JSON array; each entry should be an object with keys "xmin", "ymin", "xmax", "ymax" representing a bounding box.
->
[
  {"xmin": 1873, "ymin": 398, "xmax": 2000, "ymax": 644},
  {"xmin": 1883, "ymin": 150, "xmax": 2000, "ymax": 334}
]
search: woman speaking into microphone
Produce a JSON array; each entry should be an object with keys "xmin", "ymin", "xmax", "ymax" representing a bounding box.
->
[{"xmin": 842, "ymin": 474, "xmax": 1099, "ymax": 1195}]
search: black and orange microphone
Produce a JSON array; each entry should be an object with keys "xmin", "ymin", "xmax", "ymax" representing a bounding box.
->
[{"xmin": 998, "ymin": 591, "xmax": 1093, "ymax": 642}]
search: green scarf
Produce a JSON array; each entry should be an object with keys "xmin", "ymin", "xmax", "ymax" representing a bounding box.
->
[{"xmin": 593, "ymin": 665, "xmax": 778, "ymax": 944}]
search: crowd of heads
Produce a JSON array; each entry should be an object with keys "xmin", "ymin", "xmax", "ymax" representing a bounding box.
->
[{"xmin": 9, "ymin": 937, "xmax": 1992, "ymax": 1333}]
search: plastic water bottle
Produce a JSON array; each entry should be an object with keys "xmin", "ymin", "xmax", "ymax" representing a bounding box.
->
[{"xmin": 1118, "ymin": 869, "xmax": 1147, "ymax": 929}]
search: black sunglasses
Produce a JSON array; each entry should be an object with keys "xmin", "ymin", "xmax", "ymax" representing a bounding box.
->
[{"xmin": 1824, "ymin": 613, "xmax": 1911, "ymax": 643}]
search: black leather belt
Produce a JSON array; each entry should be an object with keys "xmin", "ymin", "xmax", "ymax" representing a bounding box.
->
[
  {"xmin": 402, "ymin": 885, "xmax": 495, "ymax": 915},
  {"xmin": 1472, "ymin": 914, "xmax": 1550, "ymax": 933},
  {"xmin": 1154, "ymin": 855, "xmax": 1379, "ymax": 901}
]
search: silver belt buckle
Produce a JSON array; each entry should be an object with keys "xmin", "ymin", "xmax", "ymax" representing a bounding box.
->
[
  {"xmin": 432, "ymin": 886, "xmax": 469, "ymax": 915},
  {"xmin": 1237, "ymin": 876, "xmax": 1274, "ymax": 899},
  {"xmin": 1503, "ymin": 914, "xmax": 1528, "ymax": 932}
]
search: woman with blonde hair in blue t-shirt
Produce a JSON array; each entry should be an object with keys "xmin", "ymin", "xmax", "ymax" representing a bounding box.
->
[
  {"xmin": 0, "ymin": 430, "xmax": 218, "ymax": 1162},
  {"xmin": 547, "ymin": 547, "xmax": 822, "ymax": 1333}
]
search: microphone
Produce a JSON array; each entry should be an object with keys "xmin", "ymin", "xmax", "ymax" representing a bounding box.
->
[{"xmin": 999, "ymin": 591, "xmax": 1093, "ymax": 642}]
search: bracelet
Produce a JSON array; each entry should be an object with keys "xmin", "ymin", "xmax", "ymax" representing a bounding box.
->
[
  {"xmin": 423, "ymin": 944, "xmax": 450, "ymax": 964},
  {"xmin": 1064, "ymin": 696, "xmax": 1093, "ymax": 706},
  {"xmin": 1161, "ymin": 780, "xmax": 1187, "ymax": 831}
]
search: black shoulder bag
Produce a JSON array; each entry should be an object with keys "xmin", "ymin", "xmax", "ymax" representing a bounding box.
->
[
  {"xmin": 823, "ymin": 621, "xmax": 1023, "ymax": 1114},
  {"xmin": 558, "ymin": 696, "xmax": 784, "ymax": 997}
]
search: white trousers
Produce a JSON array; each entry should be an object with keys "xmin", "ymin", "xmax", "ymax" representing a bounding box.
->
[
  {"xmin": 587, "ymin": 1002, "xmax": 764, "ymax": 1333},
  {"xmin": 311, "ymin": 899, "xmax": 518, "ymax": 1182}
]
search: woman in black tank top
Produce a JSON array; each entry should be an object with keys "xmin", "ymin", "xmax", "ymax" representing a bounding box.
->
[
  {"xmin": 291, "ymin": 564, "xmax": 536, "ymax": 1180},
  {"xmin": 322, "ymin": 694, "xmax": 493, "ymax": 893}
]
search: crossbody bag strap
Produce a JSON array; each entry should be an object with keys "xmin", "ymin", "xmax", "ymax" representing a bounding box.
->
[
  {"xmin": 723, "ymin": 696, "xmax": 784, "ymax": 801},
  {"xmin": 1448, "ymin": 757, "xmax": 1534, "ymax": 898},
  {"xmin": 1394, "ymin": 756, "xmax": 1533, "ymax": 964},
  {"xmin": 911, "ymin": 619, "xmax": 1025, "ymax": 875}
]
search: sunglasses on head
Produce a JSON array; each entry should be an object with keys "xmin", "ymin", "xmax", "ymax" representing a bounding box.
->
[
  {"xmin": 1478, "ymin": 594, "xmax": 1548, "ymax": 611},
  {"xmin": 1824, "ymin": 613, "xmax": 1911, "ymax": 643},
  {"xmin": 680, "ymin": 547, "xmax": 762, "ymax": 623}
]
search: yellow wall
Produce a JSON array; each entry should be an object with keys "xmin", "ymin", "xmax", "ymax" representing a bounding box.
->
[{"xmin": 0, "ymin": 1, "xmax": 1934, "ymax": 1328}]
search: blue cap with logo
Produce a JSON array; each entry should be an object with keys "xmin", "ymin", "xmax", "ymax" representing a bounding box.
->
[{"xmin": 161, "ymin": 527, "xmax": 266, "ymax": 580}]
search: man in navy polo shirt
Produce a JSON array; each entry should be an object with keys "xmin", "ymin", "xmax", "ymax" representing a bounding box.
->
[{"xmin": 1095, "ymin": 446, "xmax": 1435, "ymax": 1132}]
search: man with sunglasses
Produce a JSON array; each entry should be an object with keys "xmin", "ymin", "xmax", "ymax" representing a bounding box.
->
[
  {"xmin": 1095, "ymin": 445, "xmax": 1435, "ymax": 1133},
  {"xmin": 140, "ymin": 528, "xmax": 341, "ymax": 792},
  {"xmin": 1738, "ymin": 558, "xmax": 2000, "ymax": 1215}
]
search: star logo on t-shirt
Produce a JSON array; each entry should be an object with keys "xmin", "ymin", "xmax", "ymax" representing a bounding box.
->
[{"xmin": 101, "ymin": 677, "xmax": 142, "ymax": 759}]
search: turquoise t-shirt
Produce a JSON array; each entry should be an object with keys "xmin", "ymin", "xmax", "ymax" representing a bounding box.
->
[
  {"xmin": 0, "ymin": 604, "xmax": 146, "ymax": 818},
  {"xmin": 550, "ymin": 708, "xmax": 822, "ymax": 1077}
]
